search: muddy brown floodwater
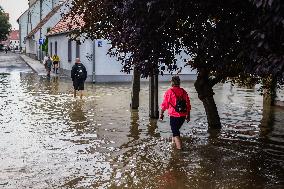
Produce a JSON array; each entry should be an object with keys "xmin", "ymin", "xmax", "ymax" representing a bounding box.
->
[{"xmin": 0, "ymin": 70, "xmax": 283, "ymax": 188}]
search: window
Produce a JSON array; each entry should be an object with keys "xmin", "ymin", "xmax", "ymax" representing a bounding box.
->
[
  {"xmin": 68, "ymin": 39, "xmax": 72, "ymax": 62},
  {"xmin": 50, "ymin": 42, "xmax": 53, "ymax": 56},
  {"xmin": 28, "ymin": 12, "xmax": 31, "ymax": 23},
  {"xmin": 55, "ymin": 41, "xmax": 57, "ymax": 55},
  {"xmin": 76, "ymin": 41, "xmax": 80, "ymax": 58}
]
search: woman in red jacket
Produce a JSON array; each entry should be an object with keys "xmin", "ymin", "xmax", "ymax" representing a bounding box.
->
[{"xmin": 160, "ymin": 76, "xmax": 191, "ymax": 150}]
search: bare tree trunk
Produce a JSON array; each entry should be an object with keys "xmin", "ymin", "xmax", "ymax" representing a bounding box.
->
[
  {"xmin": 194, "ymin": 71, "xmax": 221, "ymax": 129},
  {"xmin": 259, "ymin": 93, "xmax": 274, "ymax": 135},
  {"xmin": 130, "ymin": 67, "xmax": 140, "ymax": 109},
  {"xmin": 263, "ymin": 76, "xmax": 277, "ymax": 106},
  {"xmin": 259, "ymin": 77, "xmax": 277, "ymax": 135}
]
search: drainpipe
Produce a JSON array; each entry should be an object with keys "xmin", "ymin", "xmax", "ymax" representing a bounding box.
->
[
  {"xmin": 92, "ymin": 40, "xmax": 96, "ymax": 83},
  {"xmin": 39, "ymin": 0, "xmax": 43, "ymax": 62}
]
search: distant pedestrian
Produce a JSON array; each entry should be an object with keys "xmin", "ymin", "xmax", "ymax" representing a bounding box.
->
[
  {"xmin": 160, "ymin": 76, "xmax": 191, "ymax": 150},
  {"xmin": 4, "ymin": 48, "xmax": 8, "ymax": 54},
  {"xmin": 44, "ymin": 55, "xmax": 53, "ymax": 77},
  {"xmin": 52, "ymin": 54, "xmax": 60, "ymax": 74},
  {"xmin": 43, "ymin": 54, "xmax": 50, "ymax": 65},
  {"xmin": 71, "ymin": 58, "xmax": 87, "ymax": 99}
]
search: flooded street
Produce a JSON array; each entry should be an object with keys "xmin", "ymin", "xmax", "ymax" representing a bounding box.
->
[{"xmin": 0, "ymin": 53, "xmax": 284, "ymax": 189}]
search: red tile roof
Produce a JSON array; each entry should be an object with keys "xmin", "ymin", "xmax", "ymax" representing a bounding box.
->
[
  {"xmin": 46, "ymin": 14, "xmax": 85, "ymax": 36},
  {"xmin": 26, "ymin": 4, "xmax": 62, "ymax": 39},
  {"xmin": 9, "ymin": 30, "xmax": 19, "ymax": 40},
  {"xmin": 0, "ymin": 30, "xmax": 19, "ymax": 45}
]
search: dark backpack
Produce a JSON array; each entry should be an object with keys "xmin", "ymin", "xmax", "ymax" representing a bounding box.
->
[
  {"xmin": 76, "ymin": 65, "xmax": 85, "ymax": 80},
  {"xmin": 170, "ymin": 89, "xmax": 187, "ymax": 113}
]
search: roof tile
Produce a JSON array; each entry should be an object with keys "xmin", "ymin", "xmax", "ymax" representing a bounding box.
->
[{"xmin": 46, "ymin": 14, "xmax": 84, "ymax": 36}]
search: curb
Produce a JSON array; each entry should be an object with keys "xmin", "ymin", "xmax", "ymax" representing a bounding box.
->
[
  {"xmin": 19, "ymin": 54, "xmax": 39, "ymax": 74},
  {"xmin": 19, "ymin": 54, "xmax": 70, "ymax": 79},
  {"xmin": 275, "ymin": 100, "xmax": 284, "ymax": 107}
]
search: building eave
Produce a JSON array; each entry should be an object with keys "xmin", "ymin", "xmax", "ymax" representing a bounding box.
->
[{"xmin": 26, "ymin": 4, "xmax": 62, "ymax": 39}]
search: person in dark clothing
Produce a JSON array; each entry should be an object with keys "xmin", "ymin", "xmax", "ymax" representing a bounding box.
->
[
  {"xmin": 71, "ymin": 58, "xmax": 87, "ymax": 99},
  {"xmin": 44, "ymin": 55, "xmax": 53, "ymax": 77}
]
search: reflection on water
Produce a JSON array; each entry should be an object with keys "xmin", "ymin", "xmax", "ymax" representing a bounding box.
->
[{"xmin": 0, "ymin": 72, "xmax": 283, "ymax": 188}]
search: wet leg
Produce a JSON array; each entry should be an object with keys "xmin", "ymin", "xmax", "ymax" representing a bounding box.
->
[
  {"xmin": 173, "ymin": 136, "xmax": 182, "ymax": 150},
  {"xmin": 79, "ymin": 90, "xmax": 83, "ymax": 99},
  {"xmin": 74, "ymin": 90, "xmax": 77, "ymax": 98}
]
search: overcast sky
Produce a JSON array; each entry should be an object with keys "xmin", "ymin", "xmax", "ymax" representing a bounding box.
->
[{"xmin": 0, "ymin": 0, "xmax": 29, "ymax": 30}]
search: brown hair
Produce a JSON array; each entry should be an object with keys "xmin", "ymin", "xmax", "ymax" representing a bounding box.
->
[{"xmin": 171, "ymin": 76, "xmax": 180, "ymax": 86}]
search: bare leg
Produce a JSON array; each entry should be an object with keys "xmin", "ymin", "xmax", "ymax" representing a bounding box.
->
[
  {"xmin": 47, "ymin": 70, "xmax": 50, "ymax": 77},
  {"xmin": 79, "ymin": 90, "xmax": 83, "ymax": 99},
  {"xmin": 173, "ymin": 136, "xmax": 182, "ymax": 150},
  {"xmin": 74, "ymin": 90, "xmax": 77, "ymax": 98}
]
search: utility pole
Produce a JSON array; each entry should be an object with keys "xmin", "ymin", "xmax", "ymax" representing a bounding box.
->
[
  {"xmin": 130, "ymin": 66, "xmax": 140, "ymax": 109},
  {"xmin": 149, "ymin": 69, "xmax": 159, "ymax": 118}
]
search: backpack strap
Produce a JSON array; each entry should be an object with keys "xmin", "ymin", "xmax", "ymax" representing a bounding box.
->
[
  {"xmin": 171, "ymin": 88, "xmax": 184, "ymax": 99},
  {"xmin": 168, "ymin": 89, "xmax": 175, "ymax": 108},
  {"xmin": 169, "ymin": 88, "xmax": 181, "ymax": 108}
]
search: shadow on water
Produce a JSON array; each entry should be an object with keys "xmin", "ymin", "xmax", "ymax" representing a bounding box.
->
[{"xmin": 69, "ymin": 100, "xmax": 88, "ymax": 132}]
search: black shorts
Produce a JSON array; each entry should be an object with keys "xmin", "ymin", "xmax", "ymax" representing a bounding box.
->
[
  {"xmin": 170, "ymin": 116, "xmax": 185, "ymax": 137},
  {"xmin": 73, "ymin": 79, "xmax": 85, "ymax": 91}
]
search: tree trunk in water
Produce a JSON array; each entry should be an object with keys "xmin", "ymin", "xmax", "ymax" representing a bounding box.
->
[
  {"xmin": 130, "ymin": 67, "xmax": 140, "ymax": 109},
  {"xmin": 263, "ymin": 76, "xmax": 277, "ymax": 106},
  {"xmin": 194, "ymin": 72, "xmax": 221, "ymax": 129},
  {"xmin": 259, "ymin": 77, "xmax": 277, "ymax": 135},
  {"xmin": 201, "ymin": 96, "xmax": 221, "ymax": 128},
  {"xmin": 149, "ymin": 74, "xmax": 159, "ymax": 118},
  {"xmin": 259, "ymin": 92, "xmax": 274, "ymax": 136}
]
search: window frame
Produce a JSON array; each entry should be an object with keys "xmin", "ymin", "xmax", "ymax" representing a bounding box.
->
[{"xmin": 68, "ymin": 39, "xmax": 72, "ymax": 62}]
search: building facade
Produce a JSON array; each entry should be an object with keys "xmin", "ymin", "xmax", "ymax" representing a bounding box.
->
[
  {"xmin": 47, "ymin": 16, "xmax": 196, "ymax": 82},
  {"xmin": 276, "ymin": 87, "xmax": 284, "ymax": 106},
  {"xmin": 9, "ymin": 30, "xmax": 20, "ymax": 50},
  {"xmin": 17, "ymin": 0, "xmax": 65, "ymax": 58},
  {"xmin": 0, "ymin": 30, "xmax": 20, "ymax": 50}
]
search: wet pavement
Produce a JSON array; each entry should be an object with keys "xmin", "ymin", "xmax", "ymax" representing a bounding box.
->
[{"xmin": 0, "ymin": 53, "xmax": 284, "ymax": 189}]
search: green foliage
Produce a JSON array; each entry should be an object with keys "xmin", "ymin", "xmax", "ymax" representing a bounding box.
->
[
  {"xmin": 0, "ymin": 6, "xmax": 11, "ymax": 41},
  {"xmin": 66, "ymin": 0, "xmax": 283, "ymax": 86},
  {"xmin": 42, "ymin": 38, "xmax": 48, "ymax": 52}
]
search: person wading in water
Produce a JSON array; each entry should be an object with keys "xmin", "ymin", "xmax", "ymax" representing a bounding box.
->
[
  {"xmin": 160, "ymin": 76, "xmax": 191, "ymax": 150},
  {"xmin": 71, "ymin": 58, "xmax": 87, "ymax": 99}
]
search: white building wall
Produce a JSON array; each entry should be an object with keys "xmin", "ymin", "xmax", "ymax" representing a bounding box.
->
[
  {"xmin": 275, "ymin": 87, "xmax": 284, "ymax": 106},
  {"xmin": 48, "ymin": 35, "xmax": 94, "ymax": 80},
  {"xmin": 42, "ymin": 0, "xmax": 53, "ymax": 18},
  {"xmin": 24, "ymin": 1, "xmax": 40, "ymax": 56},
  {"xmin": 79, "ymin": 39, "xmax": 94, "ymax": 76},
  {"xmin": 49, "ymin": 34, "xmax": 197, "ymax": 82},
  {"xmin": 94, "ymin": 40, "xmax": 127, "ymax": 76},
  {"xmin": 19, "ymin": 0, "xmax": 68, "ymax": 56},
  {"xmin": 93, "ymin": 39, "xmax": 196, "ymax": 82},
  {"xmin": 27, "ymin": 1, "xmax": 40, "ymax": 35},
  {"xmin": 18, "ymin": 11, "xmax": 29, "ymax": 51},
  {"xmin": 10, "ymin": 40, "xmax": 20, "ymax": 49},
  {"xmin": 34, "ymin": 3, "xmax": 69, "ymax": 59},
  {"xmin": 42, "ymin": 0, "xmax": 65, "ymax": 18}
]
